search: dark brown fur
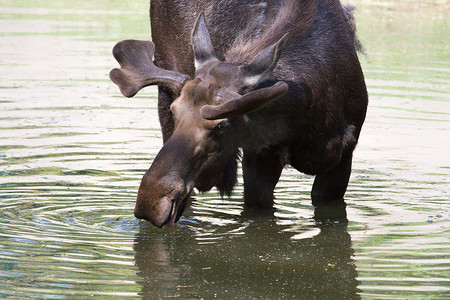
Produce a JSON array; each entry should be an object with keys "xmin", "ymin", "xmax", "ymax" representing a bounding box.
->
[{"xmin": 111, "ymin": 0, "xmax": 368, "ymax": 227}]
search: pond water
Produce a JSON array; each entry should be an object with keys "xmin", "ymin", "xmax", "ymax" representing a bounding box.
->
[{"xmin": 0, "ymin": 0, "xmax": 449, "ymax": 298}]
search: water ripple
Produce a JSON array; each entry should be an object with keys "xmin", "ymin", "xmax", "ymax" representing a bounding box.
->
[{"xmin": 1, "ymin": 1, "xmax": 449, "ymax": 298}]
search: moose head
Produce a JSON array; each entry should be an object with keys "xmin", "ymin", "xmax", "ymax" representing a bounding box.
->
[{"xmin": 110, "ymin": 13, "xmax": 288, "ymax": 227}]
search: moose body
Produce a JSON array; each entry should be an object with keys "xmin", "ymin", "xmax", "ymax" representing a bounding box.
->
[{"xmin": 110, "ymin": 0, "xmax": 368, "ymax": 227}]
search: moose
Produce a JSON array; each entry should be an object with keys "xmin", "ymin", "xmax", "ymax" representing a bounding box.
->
[{"xmin": 110, "ymin": 0, "xmax": 368, "ymax": 227}]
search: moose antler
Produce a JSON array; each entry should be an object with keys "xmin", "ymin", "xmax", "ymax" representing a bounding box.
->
[
  {"xmin": 200, "ymin": 81, "xmax": 289, "ymax": 120},
  {"xmin": 110, "ymin": 40, "xmax": 189, "ymax": 97}
]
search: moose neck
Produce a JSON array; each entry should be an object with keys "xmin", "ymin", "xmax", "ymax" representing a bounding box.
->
[{"xmin": 236, "ymin": 104, "xmax": 292, "ymax": 151}]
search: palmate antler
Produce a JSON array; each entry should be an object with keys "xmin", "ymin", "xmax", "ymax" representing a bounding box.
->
[
  {"xmin": 200, "ymin": 81, "xmax": 288, "ymax": 120},
  {"xmin": 111, "ymin": 14, "xmax": 289, "ymax": 120},
  {"xmin": 109, "ymin": 39, "xmax": 189, "ymax": 97}
]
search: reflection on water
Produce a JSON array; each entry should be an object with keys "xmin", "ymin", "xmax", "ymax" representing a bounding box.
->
[
  {"xmin": 0, "ymin": 0, "xmax": 449, "ymax": 298},
  {"xmin": 134, "ymin": 211, "xmax": 358, "ymax": 299}
]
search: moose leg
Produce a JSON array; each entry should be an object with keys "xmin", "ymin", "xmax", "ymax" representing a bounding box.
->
[
  {"xmin": 311, "ymin": 149, "xmax": 353, "ymax": 201},
  {"xmin": 242, "ymin": 148, "xmax": 284, "ymax": 209},
  {"xmin": 157, "ymin": 86, "xmax": 175, "ymax": 143}
]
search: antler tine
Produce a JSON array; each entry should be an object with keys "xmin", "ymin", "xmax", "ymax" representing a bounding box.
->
[{"xmin": 109, "ymin": 39, "xmax": 189, "ymax": 98}]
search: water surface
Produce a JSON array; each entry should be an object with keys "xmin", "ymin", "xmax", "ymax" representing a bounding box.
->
[{"xmin": 0, "ymin": 0, "xmax": 449, "ymax": 298}]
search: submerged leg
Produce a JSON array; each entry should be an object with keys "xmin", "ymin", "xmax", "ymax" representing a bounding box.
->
[
  {"xmin": 242, "ymin": 148, "xmax": 285, "ymax": 209},
  {"xmin": 311, "ymin": 150, "xmax": 353, "ymax": 201}
]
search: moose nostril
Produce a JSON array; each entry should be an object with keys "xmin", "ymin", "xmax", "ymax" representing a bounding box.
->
[
  {"xmin": 134, "ymin": 197, "xmax": 152, "ymax": 221},
  {"xmin": 134, "ymin": 206, "xmax": 146, "ymax": 220}
]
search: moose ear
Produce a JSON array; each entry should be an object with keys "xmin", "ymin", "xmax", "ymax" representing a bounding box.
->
[
  {"xmin": 110, "ymin": 40, "xmax": 189, "ymax": 97},
  {"xmin": 240, "ymin": 34, "xmax": 289, "ymax": 88},
  {"xmin": 191, "ymin": 12, "xmax": 219, "ymax": 70}
]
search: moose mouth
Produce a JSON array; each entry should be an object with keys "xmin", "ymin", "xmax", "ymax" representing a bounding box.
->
[{"xmin": 162, "ymin": 194, "xmax": 190, "ymax": 228}]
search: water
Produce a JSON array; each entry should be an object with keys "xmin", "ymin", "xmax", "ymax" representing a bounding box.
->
[{"xmin": 0, "ymin": 0, "xmax": 449, "ymax": 298}]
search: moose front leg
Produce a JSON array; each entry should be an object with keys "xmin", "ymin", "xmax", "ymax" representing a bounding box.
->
[
  {"xmin": 242, "ymin": 148, "xmax": 285, "ymax": 209},
  {"xmin": 311, "ymin": 150, "xmax": 353, "ymax": 201},
  {"xmin": 157, "ymin": 86, "xmax": 175, "ymax": 144}
]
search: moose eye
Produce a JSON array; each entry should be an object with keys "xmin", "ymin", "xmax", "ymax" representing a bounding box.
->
[{"xmin": 216, "ymin": 121, "xmax": 231, "ymax": 130}]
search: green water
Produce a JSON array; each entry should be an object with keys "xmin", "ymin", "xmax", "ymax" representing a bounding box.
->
[{"xmin": 0, "ymin": 0, "xmax": 449, "ymax": 298}]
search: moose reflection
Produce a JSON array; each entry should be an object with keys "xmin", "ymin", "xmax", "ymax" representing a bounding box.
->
[{"xmin": 133, "ymin": 202, "xmax": 359, "ymax": 298}]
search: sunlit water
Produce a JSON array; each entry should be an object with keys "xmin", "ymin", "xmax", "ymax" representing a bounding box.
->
[{"xmin": 1, "ymin": 1, "xmax": 449, "ymax": 298}]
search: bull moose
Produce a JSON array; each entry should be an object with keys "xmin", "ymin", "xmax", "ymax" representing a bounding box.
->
[{"xmin": 110, "ymin": 0, "xmax": 368, "ymax": 227}]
